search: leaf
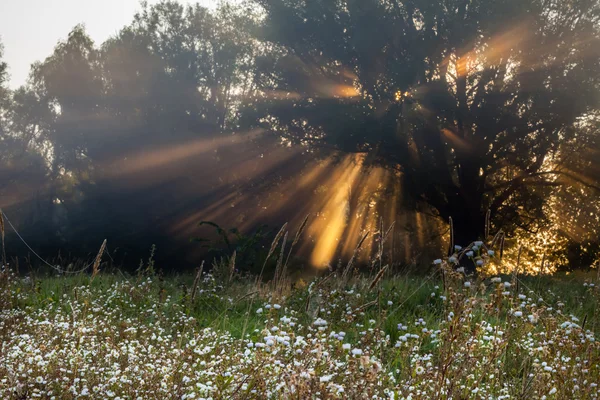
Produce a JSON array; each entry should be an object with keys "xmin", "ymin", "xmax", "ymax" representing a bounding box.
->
[
  {"xmin": 199, "ymin": 220, "xmax": 230, "ymax": 248},
  {"xmin": 198, "ymin": 221, "xmax": 223, "ymax": 231}
]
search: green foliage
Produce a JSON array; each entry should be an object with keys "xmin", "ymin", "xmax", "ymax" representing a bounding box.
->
[
  {"xmin": 0, "ymin": 39, "xmax": 8, "ymax": 109},
  {"xmin": 137, "ymin": 244, "xmax": 157, "ymax": 277},
  {"xmin": 246, "ymin": 0, "xmax": 600, "ymax": 246}
]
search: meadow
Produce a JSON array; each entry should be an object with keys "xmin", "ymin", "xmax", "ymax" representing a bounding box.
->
[
  {"xmin": 1, "ymin": 252, "xmax": 599, "ymax": 399},
  {"xmin": 1, "ymin": 0, "xmax": 599, "ymax": 398}
]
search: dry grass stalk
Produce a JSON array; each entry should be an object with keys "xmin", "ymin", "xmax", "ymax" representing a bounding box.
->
[
  {"xmin": 244, "ymin": 222, "xmax": 288, "ymax": 340},
  {"xmin": 357, "ymin": 299, "xmax": 378, "ymax": 312},
  {"xmin": 0, "ymin": 209, "xmax": 5, "ymax": 268},
  {"xmin": 236, "ymin": 290, "xmax": 258, "ymax": 304},
  {"xmin": 315, "ymin": 273, "xmax": 333, "ymax": 290},
  {"xmin": 448, "ymin": 217, "xmax": 454, "ymax": 256},
  {"xmin": 277, "ymin": 276, "xmax": 292, "ymax": 298},
  {"xmin": 284, "ymin": 214, "xmax": 309, "ymax": 267},
  {"xmin": 382, "ymin": 221, "xmax": 396, "ymax": 243},
  {"xmin": 369, "ymin": 265, "xmax": 388, "ymax": 290},
  {"xmin": 513, "ymin": 246, "xmax": 523, "ymax": 292},
  {"xmin": 541, "ymin": 253, "xmax": 547, "ymax": 275},
  {"xmin": 304, "ymin": 273, "xmax": 333, "ymax": 315},
  {"xmin": 305, "ymin": 290, "xmax": 322, "ymax": 318},
  {"xmin": 305, "ymin": 293, "xmax": 312, "ymax": 313},
  {"xmin": 356, "ymin": 231, "xmax": 370, "ymax": 250},
  {"xmin": 274, "ymin": 216, "xmax": 309, "ymax": 296},
  {"xmin": 370, "ymin": 220, "xmax": 394, "ymax": 272},
  {"xmin": 291, "ymin": 215, "xmax": 309, "ymax": 249},
  {"xmin": 378, "ymin": 218, "xmax": 384, "ymax": 269},
  {"xmin": 229, "ymin": 251, "xmax": 237, "ymax": 283},
  {"xmin": 485, "ymin": 209, "xmax": 491, "ymax": 240},
  {"xmin": 257, "ymin": 222, "xmax": 288, "ymax": 283},
  {"xmin": 268, "ymin": 223, "xmax": 288, "ymax": 260},
  {"xmin": 91, "ymin": 240, "xmax": 107, "ymax": 281},
  {"xmin": 441, "ymin": 262, "xmax": 447, "ymax": 292},
  {"xmin": 383, "ymin": 222, "xmax": 396, "ymax": 277},
  {"xmin": 341, "ymin": 231, "xmax": 370, "ymax": 282},
  {"xmin": 191, "ymin": 261, "xmax": 204, "ymax": 303},
  {"xmin": 490, "ymin": 229, "xmax": 504, "ymax": 248},
  {"xmin": 273, "ymin": 231, "xmax": 288, "ymax": 293}
]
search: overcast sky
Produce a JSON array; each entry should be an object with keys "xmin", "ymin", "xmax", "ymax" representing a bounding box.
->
[{"xmin": 0, "ymin": 0, "xmax": 218, "ymax": 89}]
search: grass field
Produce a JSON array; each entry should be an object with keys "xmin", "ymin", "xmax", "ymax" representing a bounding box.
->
[{"xmin": 1, "ymin": 262, "xmax": 599, "ymax": 399}]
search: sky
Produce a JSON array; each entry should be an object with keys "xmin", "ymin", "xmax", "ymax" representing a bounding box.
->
[{"xmin": 0, "ymin": 0, "xmax": 217, "ymax": 89}]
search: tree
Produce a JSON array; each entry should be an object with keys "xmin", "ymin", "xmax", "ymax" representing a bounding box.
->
[
  {"xmin": 0, "ymin": 39, "xmax": 50, "ymax": 219},
  {"xmin": 246, "ymin": 0, "xmax": 600, "ymax": 267},
  {"xmin": 0, "ymin": 38, "xmax": 13, "ymax": 191},
  {"xmin": 553, "ymin": 114, "xmax": 600, "ymax": 269},
  {"xmin": 101, "ymin": 1, "xmax": 258, "ymax": 137},
  {"xmin": 26, "ymin": 24, "xmax": 104, "ymax": 174},
  {"xmin": 1, "ymin": 2, "xmax": 266, "ymax": 262},
  {"xmin": 0, "ymin": 38, "xmax": 9, "ymax": 135}
]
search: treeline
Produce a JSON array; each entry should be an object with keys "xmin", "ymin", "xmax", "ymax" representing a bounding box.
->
[
  {"xmin": 1, "ymin": 0, "xmax": 600, "ymax": 272},
  {"xmin": 0, "ymin": 2, "xmax": 269, "ymax": 267}
]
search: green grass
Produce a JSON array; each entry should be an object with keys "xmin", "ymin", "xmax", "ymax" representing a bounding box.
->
[
  {"xmin": 9, "ymin": 269, "xmax": 600, "ymax": 339},
  {"xmin": 1, "ymin": 267, "xmax": 599, "ymax": 399}
]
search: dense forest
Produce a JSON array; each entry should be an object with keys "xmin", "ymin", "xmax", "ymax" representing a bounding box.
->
[{"xmin": 1, "ymin": 0, "xmax": 600, "ymax": 274}]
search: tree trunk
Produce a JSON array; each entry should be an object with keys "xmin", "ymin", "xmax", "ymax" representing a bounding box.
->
[{"xmin": 449, "ymin": 206, "xmax": 485, "ymax": 274}]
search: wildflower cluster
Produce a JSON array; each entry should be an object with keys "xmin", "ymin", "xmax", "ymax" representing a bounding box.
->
[{"xmin": 0, "ymin": 266, "xmax": 598, "ymax": 399}]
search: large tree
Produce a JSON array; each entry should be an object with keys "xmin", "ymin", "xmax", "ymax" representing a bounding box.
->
[
  {"xmin": 2, "ymin": 2, "xmax": 266, "ymax": 261},
  {"xmin": 0, "ymin": 39, "xmax": 50, "ymax": 216},
  {"xmin": 0, "ymin": 38, "xmax": 12, "ymax": 191},
  {"xmin": 24, "ymin": 24, "xmax": 104, "ymax": 175},
  {"xmin": 247, "ymin": 0, "xmax": 600, "ymax": 261},
  {"xmin": 15, "ymin": 1, "xmax": 258, "ymax": 172},
  {"xmin": 102, "ymin": 1, "xmax": 258, "ymax": 139}
]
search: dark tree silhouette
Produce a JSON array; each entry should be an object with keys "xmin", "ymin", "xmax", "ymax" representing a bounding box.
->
[
  {"xmin": 28, "ymin": 25, "xmax": 104, "ymax": 174},
  {"xmin": 0, "ymin": 39, "xmax": 50, "ymax": 217},
  {"xmin": 3, "ymin": 1, "xmax": 600, "ymax": 271},
  {"xmin": 2, "ymin": 2, "xmax": 268, "ymax": 264},
  {"xmin": 246, "ymin": 0, "xmax": 600, "ymax": 263},
  {"xmin": 0, "ymin": 39, "xmax": 9, "ymax": 135}
]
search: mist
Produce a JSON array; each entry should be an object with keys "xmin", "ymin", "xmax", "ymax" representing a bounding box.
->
[{"xmin": 1, "ymin": 0, "xmax": 600, "ymax": 274}]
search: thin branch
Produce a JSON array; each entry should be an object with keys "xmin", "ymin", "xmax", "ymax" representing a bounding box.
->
[{"xmin": 487, "ymin": 170, "xmax": 600, "ymax": 193}]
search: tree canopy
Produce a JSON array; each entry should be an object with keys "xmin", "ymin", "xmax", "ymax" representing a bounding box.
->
[
  {"xmin": 0, "ymin": 39, "xmax": 9, "ymax": 133},
  {"xmin": 246, "ymin": 0, "xmax": 600, "ymax": 252},
  {"xmin": 2, "ymin": 0, "xmax": 600, "ymax": 271}
]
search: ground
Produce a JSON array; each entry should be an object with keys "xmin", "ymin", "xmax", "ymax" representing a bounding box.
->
[{"xmin": 0, "ymin": 266, "xmax": 599, "ymax": 399}]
